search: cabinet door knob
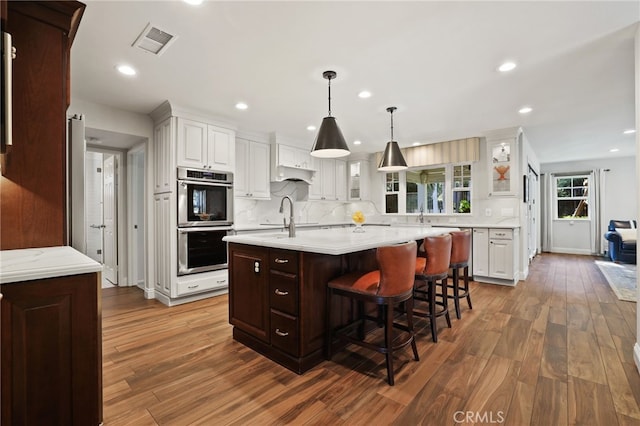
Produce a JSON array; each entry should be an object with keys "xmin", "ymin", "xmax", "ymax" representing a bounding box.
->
[
  {"xmin": 274, "ymin": 258, "xmax": 289, "ymax": 264},
  {"xmin": 274, "ymin": 289, "xmax": 289, "ymax": 296},
  {"xmin": 275, "ymin": 328, "xmax": 289, "ymax": 337},
  {"xmin": 254, "ymin": 261, "xmax": 260, "ymax": 273}
]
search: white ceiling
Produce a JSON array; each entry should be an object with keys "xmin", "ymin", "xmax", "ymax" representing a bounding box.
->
[{"xmin": 71, "ymin": 1, "xmax": 639, "ymax": 163}]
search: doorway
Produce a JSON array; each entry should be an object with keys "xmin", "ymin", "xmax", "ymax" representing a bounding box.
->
[{"xmin": 85, "ymin": 148, "xmax": 121, "ymax": 287}]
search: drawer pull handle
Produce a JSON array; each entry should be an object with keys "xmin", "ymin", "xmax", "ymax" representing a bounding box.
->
[
  {"xmin": 216, "ymin": 280, "xmax": 226, "ymax": 284},
  {"xmin": 274, "ymin": 258, "xmax": 289, "ymax": 264},
  {"xmin": 187, "ymin": 285, "xmax": 199, "ymax": 289},
  {"xmin": 274, "ymin": 289, "xmax": 289, "ymax": 296},
  {"xmin": 275, "ymin": 328, "xmax": 289, "ymax": 337}
]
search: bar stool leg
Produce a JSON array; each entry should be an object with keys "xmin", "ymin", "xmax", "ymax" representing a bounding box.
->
[
  {"xmin": 464, "ymin": 265, "xmax": 473, "ymax": 310},
  {"xmin": 428, "ymin": 279, "xmax": 438, "ymax": 343},
  {"xmin": 326, "ymin": 287, "xmax": 333, "ymax": 360},
  {"xmin": 453, "ymin": 267, "xmax": 462, "ymax": 319},
  {"xmin": 384, "ymin": 303, "xmax": 395, "ymax": 385},
  {"xmin": 443, "ymin": 277, "xmax": 452, "ymax": 328},
  {"xmin": 406, "ymin": 297, "xmax": 419, "ymax": 361}
]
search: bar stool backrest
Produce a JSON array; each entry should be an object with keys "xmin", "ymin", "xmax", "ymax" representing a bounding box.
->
[
  {"xmin": 376, "ymin": 241, "xmax": 417, "ymax": 297},
  {"xmin": 450, "ymin": 230, "xmax": 471, "ymax": 265},
  {"xmin": 421, "ymin": 234, "xmax": 452, "ymax": 276}
]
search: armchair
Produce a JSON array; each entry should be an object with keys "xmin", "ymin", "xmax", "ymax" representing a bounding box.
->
[{"xmin": 604, "ymin": 220, "xmax": 637, "ymax": 264}]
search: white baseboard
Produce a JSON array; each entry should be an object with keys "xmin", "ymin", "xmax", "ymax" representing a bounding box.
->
[
  {"xmin": 550, "ymin": 248, "xmax": 592, "ymax": 255},
  {"xmin": 144, "ymin": 288, "xmax": 155, "ymax": 300}
]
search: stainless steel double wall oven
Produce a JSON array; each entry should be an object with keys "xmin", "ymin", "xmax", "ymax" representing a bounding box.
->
[{"xmin": 177, "ymin": 167, "xmax": 233, "ymax": 275}]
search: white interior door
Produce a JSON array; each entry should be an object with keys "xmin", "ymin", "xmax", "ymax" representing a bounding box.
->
[
  {"xmin": 85, "ymin": 151, "xmax": 104, "ymax": 263},
  {"xmin": 103, "ymin": 155, "xmax": 118, "ymax": 284},
  {"xmin": 527, "ymin": 167, "xmax": 539, "ymax": 261}
]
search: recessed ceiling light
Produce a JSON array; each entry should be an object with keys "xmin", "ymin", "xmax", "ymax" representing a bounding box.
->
[
  {"xmin": 116, "ymin": 64, "xmax": 137, "ymax": 76},
  {"xmin": 610, "ymin": 148, "xmax": 620, "ymax": 152},
  {"xmin": 353, "ymin": 140, "xmax": 362, "ymax": 145},
  {"xmin": 412, "ymin": 142, "xmax": 420, "ymax": 146},
  {"xmin": 183, "ymin": 0, "xmax": 203, "ymax": 5},
  {"xmin": 498, "ymin": 61, "xmax": 517, "ymax": 72},
  {"xmin": 518, "ymin": 106, "xmax": 532, "ymax": 114},
  {"xmin": 307, "ymin": 125, "xmax": 316, "ymax": 131},
  {"xmin": 358, "ymin": 91, "xmax": 372, "ymax": 99},
  {"xmin": 235, "ymin": 102, "xmax": 248, "ymax": 110},
  {"xmin": 623, "ymin": 129, "xmax": 636, "ymax": 134}
]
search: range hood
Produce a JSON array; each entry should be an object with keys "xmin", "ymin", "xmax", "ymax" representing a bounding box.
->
[
  {"xmin": 272, "ymin": 164, "xmax": 316, "ymax": 184},
  {"xmin": 270, "ymin": 132, "xmax": 317, "ymax": 185}
]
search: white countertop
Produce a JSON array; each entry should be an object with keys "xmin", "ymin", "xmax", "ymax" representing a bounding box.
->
[
  {"xmin": 0, "ymin": 246, "xmax": 102, "ymax": 284},
  {"xmin": 223, "ymin": 225, "xmax": 459, "ymax": 255}
]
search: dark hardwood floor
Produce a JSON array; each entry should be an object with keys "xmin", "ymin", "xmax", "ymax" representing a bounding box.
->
[{"xmin": 102, "ymin": 253, "xmax": 640, "ymax": 425}]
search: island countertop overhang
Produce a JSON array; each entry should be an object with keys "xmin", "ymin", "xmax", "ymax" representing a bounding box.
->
[{"xmin": 223, "ymin": 225, "xmax": 460, "ymax": 255}]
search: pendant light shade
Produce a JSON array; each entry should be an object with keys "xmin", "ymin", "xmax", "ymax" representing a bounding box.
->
[
  {"xmin": 378, "ymin": 107, "xmax": 408, "ymax": 171},
  {"xmin": 311, "ymin": 71, "xmax": 350, "ymax": 158}
]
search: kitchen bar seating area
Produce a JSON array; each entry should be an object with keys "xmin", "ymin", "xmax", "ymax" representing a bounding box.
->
[{"xmin": 225, "ymin": 225, "xmax": 481, "ymax": 384}]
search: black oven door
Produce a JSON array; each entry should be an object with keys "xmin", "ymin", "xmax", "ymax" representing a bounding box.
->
[
  {"xmin": 178, "ymin": 227, "xmax": 230, "ymax": 275},
  {"xmin": 178, "ymin": 180, "xmax": 233, "ymax": 227}
]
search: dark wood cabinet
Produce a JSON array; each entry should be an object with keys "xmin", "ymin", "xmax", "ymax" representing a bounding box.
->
[
  {"xmin": 228, "ymin": 243, "xmax": 345, "ymax": 373},
  {"xmin": 229, "ymin": 244, "xmax": 270, "ymax": 342},
  {"xmin": 1, "ymin": 272, "xmax": 102, "ymax": 425},
  {"xmin": 0, "ymin": 1, "xmax": 85, "ymax": 250}
]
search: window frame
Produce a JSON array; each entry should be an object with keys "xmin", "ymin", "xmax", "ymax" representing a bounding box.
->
[
  {"xmin": 382, "ymin": 162, "xmax": 473, "ymax": 216},
  {"xmin": 554, "ymin": 174, "xmax": 590, "ymax": 220}
]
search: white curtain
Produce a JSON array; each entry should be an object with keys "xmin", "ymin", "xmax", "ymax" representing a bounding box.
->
[
  {"xmin": 589, "ymin": 169, "xmax": 606, "ymax": 255},
  {"xmin": 540, "ymin": 173, "xmax": 554, "ymax": 252}
]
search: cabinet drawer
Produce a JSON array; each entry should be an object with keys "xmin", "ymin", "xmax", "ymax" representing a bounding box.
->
[
  {"xmin": 489, "ymin": 229, "xmax": 513, "ymax": 240},
  {"xmin": 269, "ymin": 249, "xmax": 298, "ymax": 274},
  {"xmin": 270, "ymin": 271, "xmax": 298, "ymax": 315},
  {"xmin": 176, "ymin": 273, "xmax": 228, "ymax": 296},
  {"xmin": 270, "ymin": 310, "xmax": 299, "ymax": 356}
]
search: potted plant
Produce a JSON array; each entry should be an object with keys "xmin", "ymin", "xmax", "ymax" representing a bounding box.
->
[{"xmin": 458, "ymin": 199, "xmax": 471, "ymax": 213}]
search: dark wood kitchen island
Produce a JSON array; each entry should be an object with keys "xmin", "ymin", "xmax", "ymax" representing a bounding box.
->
[{"xmin": 223, "ymin": 225, "xmax": 457, "ymax": 373}]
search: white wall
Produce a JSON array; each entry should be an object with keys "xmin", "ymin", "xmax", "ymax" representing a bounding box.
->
[
  {"xmin": 541, "ymin": 156, "xmax": 636, "ymax": 254},
  {"xmin": 69, "ymin": 98, "xmax": 153, "ymax": 140},
  {"xmin": 633, "ymin": 22, "xmax": 640, "ymax": 375}
]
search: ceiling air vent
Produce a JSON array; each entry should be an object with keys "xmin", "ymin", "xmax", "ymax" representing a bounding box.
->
[{"xmin": 132, "ymin": 23, "xmax": 177, "ymax": 56}]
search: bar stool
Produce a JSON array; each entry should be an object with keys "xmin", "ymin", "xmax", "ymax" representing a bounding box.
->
[
  {"xmin": 448, "ymin": 229, "xmax": 473, "ymax": 319},
  {"xmin": 326, "ymin": 241, "xmax": 419, "ymax": 386},
  {"xmin": 414, "ymin": 234, "xmax": 452, "ymax": 343}
]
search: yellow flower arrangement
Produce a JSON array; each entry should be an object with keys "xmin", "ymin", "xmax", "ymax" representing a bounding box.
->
[{"xmin": 351, "ymin": 210, "xmax": 365, "ymax": 224}]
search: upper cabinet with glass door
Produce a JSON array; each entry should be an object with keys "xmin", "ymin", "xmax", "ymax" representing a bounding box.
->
[{"xmin": 453, "ymin": 164, "xmax": 471, "ymax": 213}]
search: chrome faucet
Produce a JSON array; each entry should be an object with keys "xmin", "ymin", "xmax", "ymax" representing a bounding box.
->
[
  {"xmin": 418, "ymin": 204, "xmax": 424, "ymax": 224},
  {"xmin": 279, "ymin": 196, "xmax": 296, "ymax": 237}
]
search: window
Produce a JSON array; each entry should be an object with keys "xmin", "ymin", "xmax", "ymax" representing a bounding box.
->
[
  {"xmin": 385, "ymin": 172, "xmax": 400, "ymax": 214},
  {"xmin": 383, "ymin": 164, "xmax": 472, "ymax": 215},
  {"xmin": 453, "ymin": 164, "xmax": 471, "ymax": 213},
  {"xmin": 405, "ymin": 167, "xmax": 446, "ymax": 214},
  {"xmin": 556, "ymin": 175, "xmax": 589, "ymax": 219}
]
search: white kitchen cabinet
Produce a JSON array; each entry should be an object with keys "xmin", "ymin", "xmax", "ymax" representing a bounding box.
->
[
  {"xmin": 335, "ymin": 159, "xmax": 347, "ymax": 201},
  {"xmin": 154, "ymin": 192, "xmax": 173, "ymax": 296},
  {"xmin": 235, "ymin": 138, "xmax": 270, "ymax": 199},
  {"xmin": 277, "ymin": 144, "xmax": 312, "ymax": 169},
  {"xmin": 489, "ymin": 229, "xmax": 514, "ymax": 279},
  {"xmin": 348, "ymin": 159, "xmax": 369, "ymax": 201},
  {"xmin": 309, "ymin": 158, "xmax": 346, "ymax": 201},
  {"xmin": 472, "ymin": 228, "xmax": 489, "ymax": 276},
  {"xmin": 177, "ymin": 118, "xmax": 235, "ymax": 172},
  {"xmin": 472, "ymin": 227, "xmax": 518, "ymax": 285},
  {"xmin": 153, "ymin": 117, "xmax": 174, "ymax": 194}
]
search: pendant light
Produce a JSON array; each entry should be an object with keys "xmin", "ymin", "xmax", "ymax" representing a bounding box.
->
[
  {"xmin": 310, "ymin": 70, "xmax": 350, "ymax": 158},
  {"xmin": 378, "ymin": 107, "xmax": 408, "ymax": 171}
]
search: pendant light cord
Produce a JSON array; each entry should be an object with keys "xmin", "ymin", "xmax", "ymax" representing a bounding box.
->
[
  {"xmin": 390, "ymin": 109, "xmax": 394, "ymax": 141},
  {"xmin": 327, "ymin": 76, "xmax": 332, "ymax": 117}
]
